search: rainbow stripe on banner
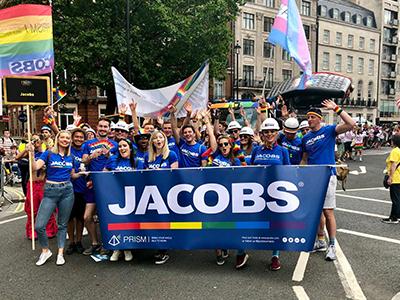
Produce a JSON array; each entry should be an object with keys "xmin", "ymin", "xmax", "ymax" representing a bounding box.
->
[{"xmin": 0, "ymin": 4, "xmax": 54, "ymax": 77}]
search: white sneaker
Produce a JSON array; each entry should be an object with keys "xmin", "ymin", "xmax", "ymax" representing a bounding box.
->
[
  {"xmin": 56, "ymin": 254, "xmax": 65, "ymax": 266},
  {"xmin": 36, "ymin": 250, "xmax": 52, "ymax": 266},
  {"xmin": 124, "ymin": 250, "xmax": 133, "ymax": 262},
  {"xmin": 325, "ymin": 245, "xmax": 337, "ymax": 261},
  {"xmin": 359, "ymin": 157, "xmax": 362, "ymax": 161},
  {"xmin": 312, "ymin": 239, "xmax": 327, "ymax": 252},
  {"xmin": 110, "ymin": 250, "xmax": 121, "ymax": 261}
]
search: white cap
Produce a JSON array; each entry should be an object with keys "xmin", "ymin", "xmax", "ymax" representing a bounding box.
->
[
  {"xmin": 284, "ymin": 118, "xmax": 299, "ymax": 133},
  {"xmin": 299, "ymin": 120, "xmax": 309, "ymax": 130},
  {"xmin": 239, "ymin": 126, "xmax": 254, "ymax": 136},
  {"xmin": 261, "ymin": 118, "xmax": 280, "ymax": 131},
  {"xmin": 227, "ymin": 121, "xmax": 242, "ymax": 131},
  {"xmin": 128, "ymin": 123, "xmax": 135, "ymax": 130},
  {"xmin": 114, "ymin": 121, "xmax": 129, "ymax": 132},
  {"xmin": 65, "ymin": 124, "xmax": 77, "ymax": 131},
  {"xmin": 86, "ymin": 128, "xmax": 96, "ymax": 135},
  {"xmin": 110, "ymin": 121, "xmax": 117, "ymax": 130}
]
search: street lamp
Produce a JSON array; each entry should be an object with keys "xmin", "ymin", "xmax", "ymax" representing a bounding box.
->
[{"xmin": 234, "ymin": 41, "xmax": 241, "ymax": 100}]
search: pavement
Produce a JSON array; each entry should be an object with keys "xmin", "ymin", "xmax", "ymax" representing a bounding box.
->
[{"xmin": 0, "ymin": 147, "xmax": 399, "ymax": 299}]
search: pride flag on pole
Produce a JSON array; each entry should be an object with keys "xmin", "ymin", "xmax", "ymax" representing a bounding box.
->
[
  {"xmin": 268, "ymin": 0, "xmax": 312, "ymax": 88},
  {"xmin": 0, "ymin": 4, "xmax": 54, "ymax": 77}
]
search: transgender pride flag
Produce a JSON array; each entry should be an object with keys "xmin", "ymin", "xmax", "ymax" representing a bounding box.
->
[{"xmin": 268, "ymin": 0, "xmax": 312, "ymax": 88}]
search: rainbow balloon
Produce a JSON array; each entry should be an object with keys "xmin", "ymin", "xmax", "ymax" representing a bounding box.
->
[{"xmin": 0, "ymin": 4, "xmax": 54, "ymax": 77}]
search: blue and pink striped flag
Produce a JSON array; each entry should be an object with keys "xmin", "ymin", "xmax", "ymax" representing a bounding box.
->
[{"xmin": 268, "ymin": 0, "xmax": 312, "ymax": 88}]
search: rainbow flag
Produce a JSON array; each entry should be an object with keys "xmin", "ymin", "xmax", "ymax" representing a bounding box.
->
[
  {"xmin": 52, "ymin": 87, "xmax": 67, "ymax": 101},
  {"xmin": 0, "ymin": 4, "xmax": 54, "ymax": 77}
]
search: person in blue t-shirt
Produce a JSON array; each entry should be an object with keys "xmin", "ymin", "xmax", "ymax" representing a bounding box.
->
[
  {"xmin": 28, "ymin": 130, "xmax": 83, "ymax": 267},
  {"xmin": 104, "ymin": 138, "xmax": 136, "ymax": 262},
  {"xmin": 81, "ymin": 117, "xmax": 118, "ymax": 256},
  {"xmin": 250, "ymin": 118, "xmax": 290, "ymax": 271},
  {"xmin": 278, "ymin": 117, "xmax": 303, "ymax": 165},
  {"xmin": 66, "ymin": 128, "xmax": 87, "ymax": 255},
  {"xmin": 239, "ymin": 127, "xmax": 257, "ymax": 165},
  {"xmin": 134, "ymin": 129, "xmax": 150, "ymax": 170},
  {"xmin": 301, "ymin": 101, "xmax": 356, "ymax": 261},
  {"xmin": 162, "ymin": 121, "xmax": 180, "ymax": 160}
]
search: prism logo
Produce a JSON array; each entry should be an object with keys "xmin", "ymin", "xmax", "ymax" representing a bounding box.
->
[{"xmin": 108, "ymin": 235, "xmax": 121, "ymax": 246}]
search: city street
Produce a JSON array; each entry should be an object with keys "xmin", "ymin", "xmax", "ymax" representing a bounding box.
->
[{"xmin": 0, "ymin": 149, "xmax": 399, "ymax": 300}]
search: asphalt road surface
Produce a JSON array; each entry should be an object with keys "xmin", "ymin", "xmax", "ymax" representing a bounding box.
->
[{"xmin": 0, "ymin": 148, "xmax": 398, "ymax": 300}]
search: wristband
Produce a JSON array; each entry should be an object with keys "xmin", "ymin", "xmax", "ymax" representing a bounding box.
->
[
  {"xmin": 336, "ymin": 109, "xmax": 343, "ymax": 115},
  {"xmin": 333, "ymin": 105, "xmax": 340, "ymax": 113},
  {"xmin": 260, "ymin": 108, "xmax": 267, "ymax": 113}
]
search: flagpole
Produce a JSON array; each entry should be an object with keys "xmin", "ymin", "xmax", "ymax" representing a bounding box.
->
[
  {"xmin": 261, "ymin": 43, "xmax": 275, "ymax": 99},
  {"xmin": 49, "ymin": 0, "xmax": 54, "ymax": 107}
]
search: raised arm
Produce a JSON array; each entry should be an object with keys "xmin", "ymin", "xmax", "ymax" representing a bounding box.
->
[
  {"xmin": 322, "ymin": 99, "xmax": 356, "ymax": 135},
  {"xmin": 240, "ymin": 107, "xmax": 250, "ymax": 128},
  {"xmin": 169, "ymin": 105, "xmax": 180, "ymax": 144},
  {"xmin": 202, "ymin": 110, "xmax": 217, "ymax": 153},
  {"xmin": 129, "ymin": 100, "xmax": 140, "ymax": 132}
]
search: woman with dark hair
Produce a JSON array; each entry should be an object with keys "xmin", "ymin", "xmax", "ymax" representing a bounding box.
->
[
  {"xmin": 382, "ymin": 135, "xmax": 400, "ymax": 224},
  {"xmin": 28, "ymin": 130, "xmax": 82, "ymax": 266},
  {"xmin": 104, "ymin": 138, "xmax": 136, "ymax": 261}
]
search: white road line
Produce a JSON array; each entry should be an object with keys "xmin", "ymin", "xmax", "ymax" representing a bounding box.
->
[
  {"xmin": 338, "ymin": 229, "xmax": 400, "ymax": 245},
  {"xmin": 336, "ymin": 187, "xmax": 386, "ymax": 192},
  {"xmin": 336, "ymin": 208, "xmax": 386, "ymax": 219},
  {"xmin": 292, "ymin": 252, "xmax": 309, "ymax": 282},
  {"xmin": 392, "ymin": 292, "xmax": 400, "ymax": 300},
  {"xmin": 0, "ymin": 215, "xmax": 27, "ymax": 225},
  {"xmin": 334, "ymin": 240, "xmax": 367, "ymax": 300},
  {"xmin": 336, "ymin": 194, "xmax": 391, "ymax": 204},
  {"xmin": 292, "ymin": 286, "xmax": 310, "ymax": 300}
]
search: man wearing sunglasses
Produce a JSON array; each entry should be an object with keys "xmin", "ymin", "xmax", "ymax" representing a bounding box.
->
[
  {"xmin": 227, "ymin": 121, "xmax": 242, "ymax": 145},
  {"xmin": 278, "ymin": 118, "xmax": 303, "ymax": 165},
  {"xmin": 134, "ymin": 129, "xmax": 151, "ymax": 169},
  {"xmin": 113, "ymin": 121, "xmax": 130, "ymax": 142}
]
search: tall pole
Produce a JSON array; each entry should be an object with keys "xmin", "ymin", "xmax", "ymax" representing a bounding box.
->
[
  {"xmin": 126, "ymin": 0, "xmax": 131, "ymax": 83},
  {"xmin": 26, "ymin": 105, "xmax": 35, "ymax": 250},
  {"xmin": 234, "ymin": 41, "xmax": 241, "ymax": 100}
]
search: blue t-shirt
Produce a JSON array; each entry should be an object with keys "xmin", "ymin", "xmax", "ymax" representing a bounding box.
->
[
  {"xmin": 250, "ymin": 144, "xmax": 291, "ymax": 166},
  {"xmin": 40, "ymin": 150, "xmax": 75, "ymax": 182},
  {"xmin": 82, "ymin": 138, "xmax": 118, "ymax": 171},
  {"xmin": 105, "ymin": 155, "xmax": 135, "ymax": 171},
  {"xmin": 279, "ymin": 133, "xmax": 303, "ymax": 165},
  {"xmin": 71, "ymin": 147, "xmax": 87, "ymax": 193},
  {"xmin": 135, "ymin": 149, "xmax": 147, "ymax": 170},
  {"xmin": 144, "ymin": 151, "xmax": 178, "ymax": 169},
  {"xmin": 211, "ymin": 151, "xmax": 241, "ymax": 167},
  {"xmin": 178, "ymin": 140, "xmax": 207, "ymax": 168},
  {"xmin": 167, "ymin": 136, "xmax": 180, "ymax": 159},
  {"xmin": 302, "ymin": 125, "xmax": 337, "ymax": 168}
]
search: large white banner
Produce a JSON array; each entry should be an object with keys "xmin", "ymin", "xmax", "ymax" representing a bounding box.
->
[{"xmin": 112, "ymin": 63, "xmax": 209, "ymax": 118}]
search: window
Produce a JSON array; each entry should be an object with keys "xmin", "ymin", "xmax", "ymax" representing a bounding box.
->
[
  {"xmin": 384, "ymin": 10, "xmax": 392, "ymax": 25},
  {"xmin": 336, "ymin": 32, "xmax": 342, "ymax": 46},
  {"xmin": 322, "ymin": 52, "xmax": 330, "ymax": 70},
  {"xmin": 263, "ymin": 67, "xmax": 274, "ymax": 88},
  {"xmin": 344, "ymin": 11, "xmax": 351, "ymax": 22},
  {"xmin": 355, "ymin": 14, "xmax": 362, "ymax": 25},
  {"xmin": 358, "ymin": 58, "xmax": 364, "ymax": 74},
  {"xmin": 357, "ymin": 80, "xmax": 363, "ymax": 100},
  {"xmin": 265, "ymin": 0, "xmax": 274, "ymax": 8},
  {"xmin": 359, "ymin": 37, "xmax": 365, "ymax": 49},
  {"xmin": 243, "ymin": 13, "xmax": 255, "ymax": 30},
  {"xmin": 320, "ymin": 5, "xmax": 327, "ymax": 17},
  {"xmin": 264, "ymin": 17, "xmax": 274, "ymax": 32},
  {"xmin": 282, "ymin": 69, "xmax": 292, "ymax": 80},
  {"xmin": 369, "ymin": 39, "xmax": 375, "ymax": 52},
  {"xmin": 368, "ymin": 81, "xmax": 373, "ymax": 100},
  {"xmin": 347, "ymin": 56, "xmax": 353, "ymax": 73},
  {"xmin": 366, "ymin": 16, "xmax": 373, "ymax": 27},
  {"xmin": 301, "ymin": 1, "xmax": 311, "ymax": 16},
  {"xmin": 335, "ymin": 54, "xmax": 342, "ymax": 72},
  {"xmin": 96, "ymin": 87, "xmax": 107, "ymax": 97},
  {"xmin": 243, "ymin": 65, "xmax": 254, "ymax": 86},
  {"xmin": 59, "ymin": 104, "xmax": 77, "ymax": 130},
  {"xmin": 282, "ymin": 49, "xmax": 291, "ymax": 61},
  {"xmin": 98, "ymin": 104, "xmax": 107, "ymax": 117},
  {"xmin": 214, "ymin": 80, "xmax": 224, "ymax": 98},
  {"xmin": 368, "ymin": 59, "xmax": 374, "ymax": 75},
  {"xmin": 347, "ymin": 35, "xmax": 354, "ymax": 48},
  {"xmin": 263, "ymin": 41, "xmax": 274, "ymax": 58},
  {"xmin": 333, "ymin": 9, "xmax": 339, "ymax": 19},
  {"xmin": 323, "ymin": 30, "xmax": 330, "ymax": 43},
  {"xmin": 243, "ymin": 39, "xmax": 254, "ymax": 56},
  {"xmin": 303, "ymin": 25, "xmax": 310, "ymax": 40}
]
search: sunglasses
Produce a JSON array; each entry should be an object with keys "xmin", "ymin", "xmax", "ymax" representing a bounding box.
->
[
  {"xmin": 229, "ymin": 129, "xmax": 239, "ymax": 134},
  {"xmin": 115, "ymin": 129, "xmax": 127, "ymax": 133},
  {"xmin": 138, "ymin": 136, "xmax": 149, "ymax": 140},
  {"xmin": 240, "ymin": 135, "xmax": 250, "ymax": 139},
  {"xmin": 218, "ymin": 142, "xmax": 230, "ymax": 147},
  {"xmin": 262, "ymin": 130, "xmax": 277, "ymax": 134}
]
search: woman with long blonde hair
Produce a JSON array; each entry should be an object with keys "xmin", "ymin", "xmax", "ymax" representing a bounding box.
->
[{"xmin": 28, "ymin": 130, "xmax": 83, "ymax": 267}]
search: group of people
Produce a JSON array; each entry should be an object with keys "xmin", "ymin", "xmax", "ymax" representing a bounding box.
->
[{"xmin": 1, "ymin": 98, "xmax": 358, "ymax": 270}]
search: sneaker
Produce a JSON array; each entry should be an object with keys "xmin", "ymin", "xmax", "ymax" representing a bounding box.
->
[
  {"xmin": 381, "ymin": 218, "xmax": 399, "ymax": 224},
  {"xmin": 270, "ymin": 256, "xmax": 281, "ymax": 271},
  {"xmin": 65, "ymin": 243, "xmax": 76, "ymax": 255},
  {"xmin": 235, "ymin": 253, "xmax": 249, "ymax": 269},
  {"xmin": 76, "ymin": 242, "xmax": 84, "ymax": 254},
  {"xmin": 124, "ymin": 250, "xmax": 133, "ymax": 262},
  {"xmin": 36, "ymin": 250, "xmax": 52, "ymax": 266},
  {"xmin": 154, "ymin": 253, "xmax": 170, "ymax": 265},
  {"xmin": 216, "ymin": 255, "xmax": 225, "ymax": 266},
  {"xmin": 325, "ymin": 245, "xmax": 337, "ymax": 261},
  {"xmin": 56, "ymin": 254, "xmax": 65, "ymax": 266},
  {"xmin": 100, "ymin": 247, "xmax": 111, "ymax": 256},
  {"xmin": 222, "ymin": 249, "xmax": 229, "ymax": 259},
  {"xmin": 359, "ymin": 157, "xmax": 362, "ymax": 162},
  {"xmin": 312, "ymin": 239, "xmax": 327, "ymax": 252},
  {"xmin": 82, "ymin": 244, "xmax": 101, "ymax": 256},
  {"xmin": 110, "ymin": 250, "xmax": 121, "ymax": 262}
]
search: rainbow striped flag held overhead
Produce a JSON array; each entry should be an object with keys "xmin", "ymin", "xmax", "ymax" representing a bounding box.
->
[
  {"xmin": 0, "ymin": 4, "xmax": 54, "ymax": 77},
  {"xmin": 268, "ymin": 0, "xmax": 312, "ymax": 88}
]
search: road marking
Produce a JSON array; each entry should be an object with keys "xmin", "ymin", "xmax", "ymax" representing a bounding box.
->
[
  {"xmin": 292, "ymin": 286, "xmax": 310, "ymax": 300},
  {"xmin": 14, "ymin": 202, "xmax": 25, "ymax": 213},
  {"xmin": 334, "ymin": 240, "xmax": 367, "ymax": 300},
  {"xmin": 338, "ymin": 229, "xmax": 400, "ymax": 245},
  {"xmin": 0, "ymin": 215, "xmax": 27, "ymax": 225},
  {"xmin": 392, "ymin": 292, "xmax": 400, "ymax": 300},
  {"xmin": 336, "ymin": 208, "xmax": 386, "ymax": 219},
  {"xmin": 292, "ymin": 252, "xmax": 309, "ymax": 282},
  {"xmin": 336, "ymin": 187, "xmax": 386, "ymax": 192},
  {"xmin": 336, "ymin": 194, "xmax": 391, "ymax": 204},
  {"xmin": 349, "ymin": 166, "xmax": 367, "ymax": 175}
]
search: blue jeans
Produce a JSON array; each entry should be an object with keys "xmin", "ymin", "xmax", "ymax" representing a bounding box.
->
[{"xmin": 35, "ymin": 182, "xmax": 74, "ymax": 249}]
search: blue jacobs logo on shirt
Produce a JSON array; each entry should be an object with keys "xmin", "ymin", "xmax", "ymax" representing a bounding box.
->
[{"xmin": 50, "ymin": 161, "xmax": 73, "ymax": 168}]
